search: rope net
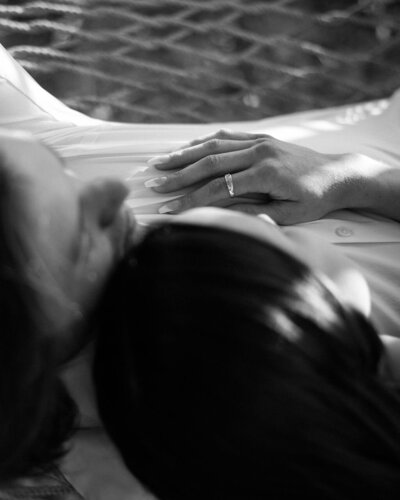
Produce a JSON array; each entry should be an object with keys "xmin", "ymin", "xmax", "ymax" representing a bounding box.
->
[{"xmin": 1, "ymin": 0, "xmax": 400, "ymax": 123}]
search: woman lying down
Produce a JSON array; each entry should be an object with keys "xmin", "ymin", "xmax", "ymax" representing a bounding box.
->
[{"xmin": 1, "ymin": 43, "xmax": 400, "ymax": 499}]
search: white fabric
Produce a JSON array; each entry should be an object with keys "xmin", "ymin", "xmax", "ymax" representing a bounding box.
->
[
  {"xmin": 1, "ymin": 41, "xmax": 399, "ymax": 337},
  {"xmin": 1, "ymin": 43, "xmax": 400, "ymax": 499}
]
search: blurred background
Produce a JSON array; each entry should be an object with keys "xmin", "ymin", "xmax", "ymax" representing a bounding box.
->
[{"xmin": 1, "ymin": 0, "xmax": 400, "ymax": 123}]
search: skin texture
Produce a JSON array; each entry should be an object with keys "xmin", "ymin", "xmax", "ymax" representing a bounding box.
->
[
  {"xmin": 0, "ymin": 130, "xmax": 137, "ymax": 354},
  {"xmin": 146, "ymin": 129, "xmax": 400, "ymax": 224}
]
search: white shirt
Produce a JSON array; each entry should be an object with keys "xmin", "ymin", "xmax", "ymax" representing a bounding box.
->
[{"xmin": 1, "ymin": 42, "xmax": 399, "ymax": 338}]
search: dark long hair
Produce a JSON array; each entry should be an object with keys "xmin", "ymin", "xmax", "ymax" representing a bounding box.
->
[
  {"xmin": 94, "ymin": 222, "xmax": 400, "ymax": 499},
  {"xmin": 0, "ymin": 169, "xmax": 76, "ymax": 480}
]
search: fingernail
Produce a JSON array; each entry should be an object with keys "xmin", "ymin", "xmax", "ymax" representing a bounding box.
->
[
  {"xmin": 158, "ymin": 200, "xmax": 180, "ymax": 214},
  {"xmin": 144, "ymin": 177, "xmax": 167, "ymax": 188},
  {"xmin": 147, "ymin": 155, "xmax": 170, "ymax": 166}
]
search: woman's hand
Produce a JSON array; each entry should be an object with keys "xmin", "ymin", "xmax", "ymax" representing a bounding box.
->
[{"xmin": 145, "ymin": 130, "xmax": 367, "ymax": 224}]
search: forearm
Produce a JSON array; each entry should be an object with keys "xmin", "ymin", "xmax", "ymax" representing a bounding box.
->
[
  {"xmin": 148, "ymin": 133, "xmax": 400, "ymax": 224},
  {"xmin": 334, "ymin": 154, "xmax": 400, "ymax": 222}
]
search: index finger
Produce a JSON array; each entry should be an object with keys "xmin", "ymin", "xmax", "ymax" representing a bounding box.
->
[
  {"xmin": 180, "ymin": 129, "xmax": 269, "ymax": 149},
  {"xmin": 149, "ymin": 138, "xmax": 262, "ymax": 171}
]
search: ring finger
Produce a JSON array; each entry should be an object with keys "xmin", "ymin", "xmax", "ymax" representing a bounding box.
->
[
  {"xmin": 158, "ymin": 171, "xmax": 253, "ymax": 214},
  {"xmin": 147, "ymin": 146, "xmax": 258, "ymax": 193}
]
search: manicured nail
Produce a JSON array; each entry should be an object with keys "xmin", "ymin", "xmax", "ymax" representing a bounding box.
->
[
  {"xmin": 144, "ymin": 176, "xmax": 167, "ymax": 188},
  {"xmin": 147, "ymin": 155, "xmax": 170, "ymax": 166},
  {"xmin": 158, "ymin": 200, "xmax": 180, "ymax": 214}
]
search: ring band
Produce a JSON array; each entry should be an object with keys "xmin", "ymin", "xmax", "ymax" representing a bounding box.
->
[{"xmin": 225, "ymin": 173, "xmax": 235, "ymax": 197}]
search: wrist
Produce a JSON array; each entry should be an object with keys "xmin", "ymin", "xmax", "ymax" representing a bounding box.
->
[
  {"xmin": 325, "ymin": 153, "xmax": 366, "ymax": 213},
  {"xmin": 330, "ymin": 154, "xmax": 396, "ymax": 217}
]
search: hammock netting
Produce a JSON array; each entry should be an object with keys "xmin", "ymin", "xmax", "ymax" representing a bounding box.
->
[{"xmin": 1, "ymin": 0, "xmax": 400, "ymax": 122}]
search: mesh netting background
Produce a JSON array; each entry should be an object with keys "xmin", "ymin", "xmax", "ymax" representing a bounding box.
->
[{"xmin": 1, "ymin": 0, "xmax": 400, "ymax": 123}]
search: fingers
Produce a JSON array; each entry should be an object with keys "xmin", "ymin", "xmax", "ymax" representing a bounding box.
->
[
  {"xmin": 154, "ymin": 164, "xmax": 298, "ymax": 225},
  {"xmin": 158, "ymin": 189, "xmax": 293, "ymax": 226},
  {"xmin": 146, "ymin": 147, "xmax": 259, "ymax": 193},
  {"xmin": 177, "ymin": 129, "xmax": 270, "ymax": 149},
  {"xmin": 158, "ymin": 176, "xmax": 231, "ymax": 214},
  {"xmin": 149, "ymin": 138, "xmax": 258, "ymax": 171},
  {"xmin": 157, "ymin": 167, "xmax": 272, "ymax": 214}
]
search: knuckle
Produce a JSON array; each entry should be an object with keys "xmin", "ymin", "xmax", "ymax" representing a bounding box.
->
[
  {"xmin": 205, "ymin": 154, "xmax": 220, "ymax": 172},
  {"xmin": 207, "ymin": 177, "xmax": 224, "ymax": 198},
  {"xmin": 206, "ymin": 138, "xmax": 221, "ymax": 153},
  {"xmin": 267, "ymin": 158, "xmax": 281, "ymax": 172},
  {"xmin": 171, "ymin": 169, "xmax": 183, "ymax": 183},
  {"xmin": 247, "ymin": 166, "xmax": 260, "ymax": 183},
  {"xmin": 216, "ymin": 128, "xmax": 231, "ymax": 139},
  {"xmin": 254, "ymin": 141, "xmax": 272, "ymax": 157},
  {"xmin": 170, "ymin": 169, "xmax": 190, "ymax": 189}
]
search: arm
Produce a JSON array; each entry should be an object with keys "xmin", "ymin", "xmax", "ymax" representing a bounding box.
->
[
  {"xmin": 350, "ymin": 156, "xmax": 400, "ymax": 223},
  {"xmin": 144, "ymin": 130, "xmax": 400, "ymax": 224}
]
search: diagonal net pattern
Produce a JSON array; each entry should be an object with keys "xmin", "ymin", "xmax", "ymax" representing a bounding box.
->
[{"xmin": 1, "ymin": 0, "xmax": 400, "ymax": 123}]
